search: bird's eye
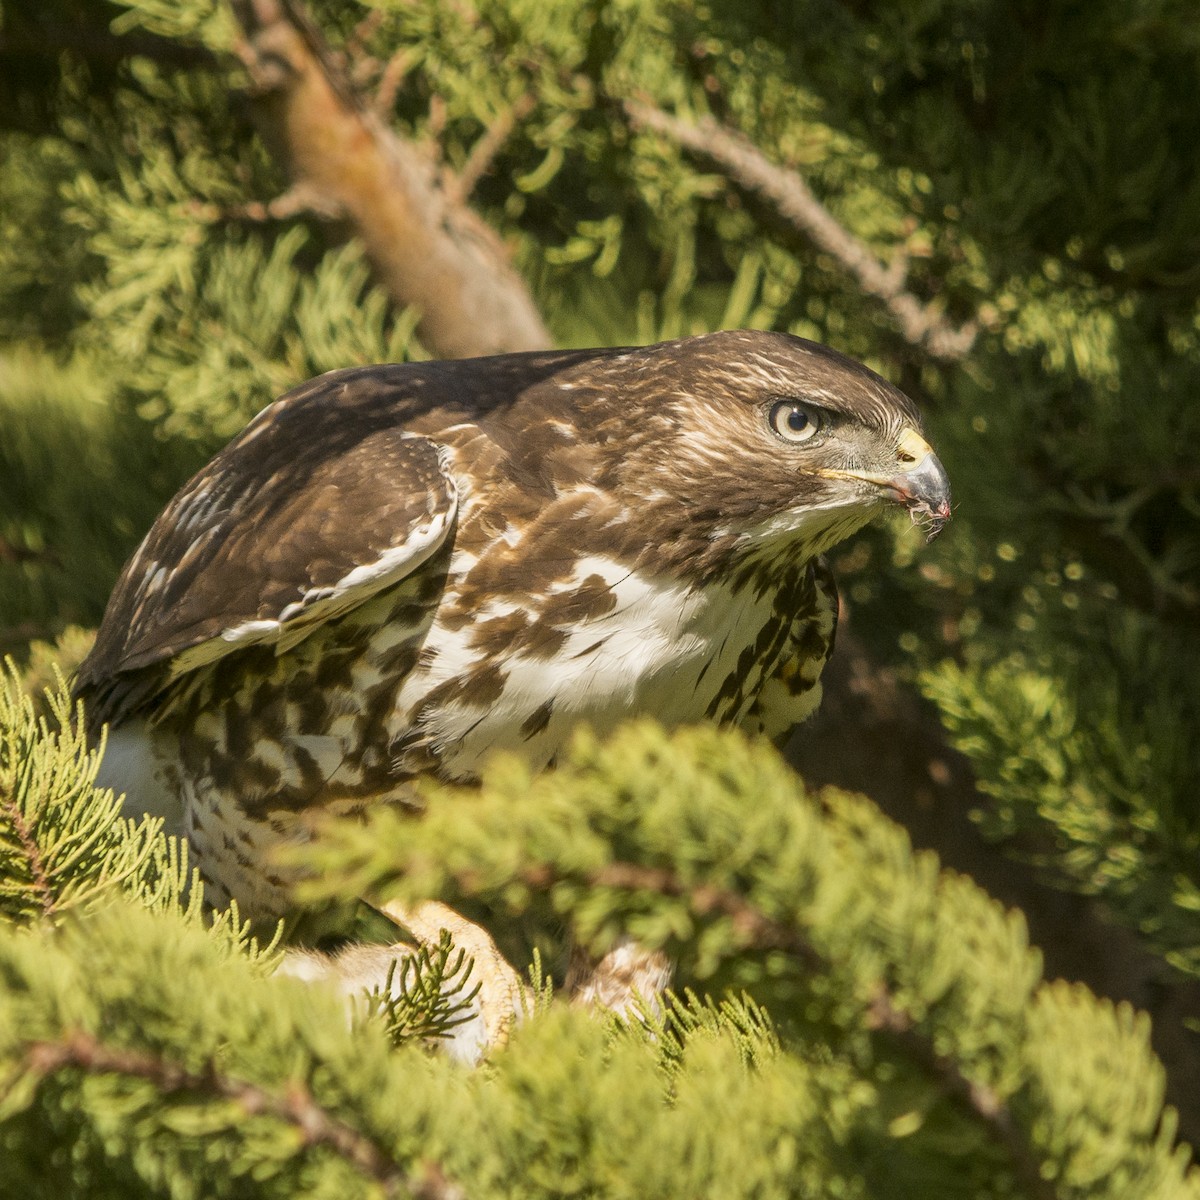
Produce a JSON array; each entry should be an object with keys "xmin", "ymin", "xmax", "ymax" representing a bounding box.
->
[{"xmin": 767, "ymin": 401, "xmax": 821, "ymax": 444}]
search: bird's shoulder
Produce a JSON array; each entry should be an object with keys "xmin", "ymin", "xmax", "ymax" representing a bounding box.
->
[{"xmin": 73, "ymin": 349, "xmax": 642, "ymax": 731}]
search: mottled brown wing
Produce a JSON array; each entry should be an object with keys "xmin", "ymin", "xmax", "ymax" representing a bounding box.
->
[{"xmin": 75, "ymin": 421, "xmax": 457, "ymax": 731}]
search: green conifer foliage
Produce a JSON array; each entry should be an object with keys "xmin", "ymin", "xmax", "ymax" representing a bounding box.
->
[
  {"xmin": 2, "ymin": 700, "xmax": 1197, "ymax": 1197},
  {"xmin": 3, "ymin": 0, "xmax": 1200, "ymax": 1190}
]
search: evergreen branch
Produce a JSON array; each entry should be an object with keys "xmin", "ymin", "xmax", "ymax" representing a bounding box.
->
[
  {"xmin": 368, "ymin": 931, "xmax": 483, "ymax": 1046},
  {"xmin": 802, "ymin": 626, "xmax": 1200, "ymax": 1131},
  {"xmin": 0, "ymin": 666, "xmax": 147, "ymax": 922},
  {"xmin": 13, "ymin": 1030, "xmax": 463, "ymax": 1200},
  {"xmin": 579, "ymin": 861, "xmax": 825, "ymax": 968},
  {"xmin": 622, "ymin": 99, "xmax": 979, "ymax": 361},
  {"xmin": 228, "ymin": 0, "xmax": 552, "ymax": 359},
  {"xmin": 861, "ymin": 989, "xmax": 1049, "ymax": 1193},
  {"xmin": 0, "ymin": 778, "xmax": 56, "ymax": 918},
  {"xmin": 649, "ymin": 990, "xmax": 781, "ymax": 1077},
  {"xmin": 516, "ymin": 859, "xmax": 1054, "ymax": 1200},
  {"xmin": 379, "ymin": 899, "xmax": 528, "ymax": 1051}
]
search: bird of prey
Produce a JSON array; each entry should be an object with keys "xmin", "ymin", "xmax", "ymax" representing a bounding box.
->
[{"xmin": 75, "ymin": 330, "xmax": 950, "ymax": 925}]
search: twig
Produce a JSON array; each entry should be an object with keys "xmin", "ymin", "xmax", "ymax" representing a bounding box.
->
[
  {"xmin": 218, "ymin": 182, "xmax": 346, "ymax": 224},
  {"xmin": 449, "ymin": 94, "xmax": 537, "ymax": 204},
  {"xmin": 507, "ymin": 859, "xmax": 1054, "ymax": 1200},
  {"xmin": 623, "ymin": 99, "xmax": 979, "ymax": 361},
  {"xmin": 345, "ymin": 9, "xmax": 385, "ymax": 66},
  {"xmin": 0, "ymin": 536, "xmax": 50, "ymax": 566},
  {"xmin": 426, "ymin": 94, "xmax": 449, "ymax": 150},
  {"xmin": 0, "ymin": 783, "xmax": 57, "ymax": 919},
  {"xmin": 13, "ymin": 1030, "xmax": 465, "ymax": 1199},
  {"xmin": 373, "ymin": 46, "xmax": 412, "ymax": 116}
]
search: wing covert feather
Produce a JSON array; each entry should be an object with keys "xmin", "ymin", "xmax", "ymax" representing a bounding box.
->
[{"xmin": 76, "ymin": 424, "xmax": 456, "ymax": 726}]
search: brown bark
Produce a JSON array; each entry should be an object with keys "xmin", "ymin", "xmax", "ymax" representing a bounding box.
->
[{"xmin": 231, "ymin": 0, "xmax": 552, "ymax": 360}]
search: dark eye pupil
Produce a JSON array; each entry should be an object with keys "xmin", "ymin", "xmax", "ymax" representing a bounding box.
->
[{"xmin": 768, "ymin": 401, "xmax": 818, "ymax": 440}]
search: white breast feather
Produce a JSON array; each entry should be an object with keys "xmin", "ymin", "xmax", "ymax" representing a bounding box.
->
[{"xmin": 399, "ymin": 556, "xmax": 778, "ymax": 777}]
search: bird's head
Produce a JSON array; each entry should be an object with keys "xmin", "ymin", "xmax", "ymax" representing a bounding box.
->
[{"xmin": 611, "ymin": 330, "xmax": 951, "ymax": 564}]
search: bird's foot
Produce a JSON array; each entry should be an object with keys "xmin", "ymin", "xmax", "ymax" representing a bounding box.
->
[
  {"xmin": 275, "ymin": 898, "xmax": 527, "ymax": 1064},
  {"xmin": 377, "ymin": 898, "xmax": 529, "ymax": 1054},
  {"xmin": 565, "ymin": 936, "xmax": 673, "ymax": 1020}
]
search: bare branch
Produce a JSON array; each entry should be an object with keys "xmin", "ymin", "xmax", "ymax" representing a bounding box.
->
[
  {"xmin": 425, "ymin": 94, "xmax": 449, "ymax": 151},
  {"xmin": 217, "ymin": 182, "xmax": 346, "ymax": 224},
  {"xmin": 623, "ymin": 100, "xmax": 978, "ymax": 361},
  {"xmin": 449, "ymin": 94, "xmax": 537, "ymax": 204},
  {"xmin": 373, "ymin": 47, "xmax": 413, "ymax": 117},
  {"xmin": 230, "ymin": 0, "xmax": 552, "ymax": 359},
  {"xmin": 14, "ymin": 1030, "xmax": 465, "ymax": 1199},
  {"xmin": 345, "ymin": 9, "xmax": 386, "ymax": 66}
]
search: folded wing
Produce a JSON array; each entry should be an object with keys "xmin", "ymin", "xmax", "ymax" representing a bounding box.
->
[{"xmin": 75, "ymin": 412, "xmax": 457, "ymax": 731}]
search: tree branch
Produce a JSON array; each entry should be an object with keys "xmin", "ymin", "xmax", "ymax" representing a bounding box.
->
[
  {"xmin": 790, "ymin": 626, "xmax": 1200, "ymax": 1146},
  {"xmin": 498, "ymin": 860, "xmax": 1053, "ymax": 1200},
  {"xmin": 209, "ymin": 182, "xmax": 346, "ymax": 225},
  {"xmin": 0, "ymin": 783, "xmax": 56, "ymax": 919},
  {"xmin": 373, "ymin": 47, "xmax": 413, "ymax": 118},
  {"xmin": 13, "ymin": 1030, "xmax": 464, "ymax": 1199},
  {"xmin": 449, "ymin": 94, "xmax": 537, "ymax": 204},
  {"xmin": 230, "ymin": 0, "xmax": 551, "ymax": 359},
  {"xmin": 623, "ymin": 99, "xmax": 978, "ymax": 361}
]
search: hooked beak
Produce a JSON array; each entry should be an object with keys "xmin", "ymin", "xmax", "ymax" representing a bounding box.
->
[{"xmin": 817, "ymin": 427, "xmax": 952, "ymax": 542}]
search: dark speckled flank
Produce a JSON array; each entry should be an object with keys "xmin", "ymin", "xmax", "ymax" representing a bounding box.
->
[{"xmin": 72, "ymin": 329, "xmax": 938, "ymax": 920}]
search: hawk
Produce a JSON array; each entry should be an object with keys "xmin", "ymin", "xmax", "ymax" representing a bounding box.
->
[{"xmin": 75, "ymin": 330, "xmax": 950, "ymax": 924}]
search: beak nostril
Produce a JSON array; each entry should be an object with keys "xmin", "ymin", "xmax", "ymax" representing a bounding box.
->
[{"xmin": 896, "ymin": 427, "xmax": 932, "ymax": 469}]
